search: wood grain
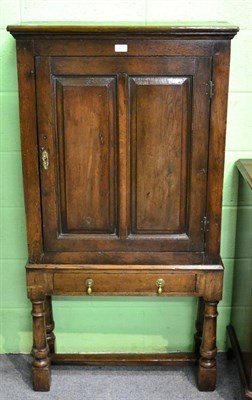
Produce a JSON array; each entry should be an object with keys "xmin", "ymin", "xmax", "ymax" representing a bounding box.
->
[
  {"xmin": 205, "ymin": 41, "xmax": 231, "ymax": 263},
  {"xmin": 56, "ymin": 76, "xmax": 117, "ymax": 234},
  {"xmin": 7, "ymin": 22, "xmax": 239, "ymax": 39},
  {"xmin": 16, "ymin": 41, "xmax": 43, "ymax": 262},
  {"xmin": 9, "ymin": 24, "xmax": 237, "ymax": 392},
  {"xmin": 34, "ymin": 55, "xmax": 210, "ymax": 254},
  {"xmin": 130, "ymin": 76, "xmax": 189, "ymax": 233},
  {"xmin": 51, "ymin": 352, "xmax": 197, "ymax": 366}
]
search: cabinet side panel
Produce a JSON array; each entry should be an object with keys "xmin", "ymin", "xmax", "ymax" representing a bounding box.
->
[
  {"xmin": 206, "ymin": 41, "xmax": 231, "ymax": 263},
  {"xmin": 16, "ymin": 40, "xmax": 43, "ymax": 261}
]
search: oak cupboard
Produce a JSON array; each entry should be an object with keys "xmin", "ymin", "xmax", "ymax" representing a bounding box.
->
[{"xmin": 7, "ymin": 22, "xmax": 238, "ymax": 392}]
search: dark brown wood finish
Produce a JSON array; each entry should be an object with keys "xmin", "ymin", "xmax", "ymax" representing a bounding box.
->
[
  {"xmin": 205, "ymin": 40, "xmax": 231, "ymax": 264},
  {"xmin": 26, "ymin": 263, "xmax": 224, "ymax": 298},
  {"xmin": 15, "ymin": 41, "xmax": 43, "ymax": 262},
  {"xmin": 194, "ymin": 297, "xmax": 205, "ymax": 356},
  {"xmin": 8, "ymin": 23, "xmax": 238, "ymax": 392},
  {"xmin": 198, "ymin": 301, "xmax": 219, "ymax": 391},
  {"xmin": 228, "ymin": 159, "xmax": 252, "ymax": 399},
  {"xmin": 7, "ymin": 22, "xmax": 239, "ymax": 38},
  {"xmin": 31, "ymin": 298, "xmax": 51, "ymax": 391},
  {"xmin": 35, "ymin": 55, "xmax": 211, "ymax": 255},
  {"xmin": 45, "ymin": 296, "xmax": 55, "ymax": 354},
  {"xmin": 33, "ymin": 39, "xmax": 214, "ymax": 57},
  {"xmin": 50, "ymin": 352, "xmax": 197, "ymax": 366},
  {"xmin": 227, "ymin": 325, "xmax": 252, "ymax": 399},
  {"xmin": 41, "ymin": 250, "xmax": 204, "ymax": 264},
  {"xmin": 56, "ymin": 76, "xmax": 117, "ymax": 235},
  {"xmin": 130, "ymin": 76, "xmax": 189, "ymax": 233},
  {"xmin": 236, "ymin": 159, "xmax": 252, "ymax": 189}
]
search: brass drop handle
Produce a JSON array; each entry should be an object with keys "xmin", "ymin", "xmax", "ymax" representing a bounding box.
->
[
  {"xmin": 156, "ymin": 278, "xmax": 165, "ymax": 295},
  {"xmin": 85, "ymin": 278, "xmax": 94, "ymax": 295},
  {"xmin": 41, "ymin": 148, "xmax": 49, "ymax": 170}
]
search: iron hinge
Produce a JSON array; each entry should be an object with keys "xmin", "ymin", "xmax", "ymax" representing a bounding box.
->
[
  {"xmin": 205, "ymin": 80, "xmax": 215, "ymax": 99},
  {"xmin": 201, "ymin": 216, "xmax": 209, "ymax": 233}
]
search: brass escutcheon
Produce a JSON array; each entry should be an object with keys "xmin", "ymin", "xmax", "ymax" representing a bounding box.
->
[
  {"xmin": 85, "ymin": 278, "xmax": 94, "ymax": 295},
  {"xmin": 156, "ymin": 278, "xmax": 165, "ymax": 295},
  {"xmin": 41, "ymin": 148, "xmax": 49, "ymax": 170}
]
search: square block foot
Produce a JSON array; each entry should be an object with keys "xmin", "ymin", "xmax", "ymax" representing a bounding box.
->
[
  {"xmin": 32, "ymin": 367, "xmax": 51, "ymax": 391},
  {"xmin": 197, "ymin": 364, "xmax": 217, "ymax": 392}
]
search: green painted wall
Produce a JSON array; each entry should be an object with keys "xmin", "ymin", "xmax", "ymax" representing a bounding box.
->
[{"xmin": 0, "ymin": 0, "xmax": 251, "ymax": 354}]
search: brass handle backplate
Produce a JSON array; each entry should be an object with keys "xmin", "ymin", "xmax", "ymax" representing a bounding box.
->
[
  {"xmin": 156, "ymin": 278, "xmax": 165, "ymax": 295},
  {"xmin": 41, "ymin": 148, "xmax": 49, "ymax": 170},
  {"xmin": 85, "ymin": 278, "xmax": 94, "ymax": 295}
]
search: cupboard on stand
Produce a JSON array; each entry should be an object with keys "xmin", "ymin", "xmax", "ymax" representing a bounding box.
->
[{"xmin": 7, "ymin": 22, "xmax": 238, "ymax": 391}]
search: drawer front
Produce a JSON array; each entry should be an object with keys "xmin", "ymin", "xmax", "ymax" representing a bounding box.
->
[{"xmin": 53, "ymin": 272, "xmax": 196, "ymax": 295}]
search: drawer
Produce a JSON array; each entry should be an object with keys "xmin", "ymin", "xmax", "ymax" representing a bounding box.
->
[{"xmin": 53, "ymin": 272, "xmax": 196, "ymax": 295}]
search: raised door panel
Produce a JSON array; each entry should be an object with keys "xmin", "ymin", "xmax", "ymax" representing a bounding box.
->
[
  {"xmin": 36, "ymin": 57, "xmax": 118, "ymax": 252},
  {"xmin": 128, "ymin": 57, "xmax": 210, "ymax": 252},
  {"xmin": 130, "ymin": 76, "xmax": 189, "ymax": 234},
  {"xmin": 56, "ymin": 77, "xmax": 116, "ymax": 235}
]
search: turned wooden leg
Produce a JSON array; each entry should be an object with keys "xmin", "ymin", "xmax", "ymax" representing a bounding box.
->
[
  {"xmin": 198, "ymin": 301, "xmax": 218, "ymax": 392},
  {"xmin": 45, "ymin": 296, "xmax": 56, "ymax": 354},
  {"xmin": 31, "ymin": 299, "xmax": 51, "ymax": 391},
  {"xmin": 194, "ymin": 297, "xmax": 205, "ymax": 357}
]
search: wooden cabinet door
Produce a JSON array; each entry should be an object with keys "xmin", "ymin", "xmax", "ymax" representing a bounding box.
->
[{"xmin": 36, "ymin": 56, "xmax": 211, "ymax": 255}]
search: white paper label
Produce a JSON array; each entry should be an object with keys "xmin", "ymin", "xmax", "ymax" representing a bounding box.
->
[{"xmin": 115, "ymin": 44, "xmax": 128, "ymax": 52}]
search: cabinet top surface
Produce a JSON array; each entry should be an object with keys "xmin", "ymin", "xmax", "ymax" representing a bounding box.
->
[
  {"xmin": 7, "ymin": 21, "xmax": 239, "ymax": 38},
  {"xmin": 236, "ymin": 160, "xmax": 252, "ymax": 189}
]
